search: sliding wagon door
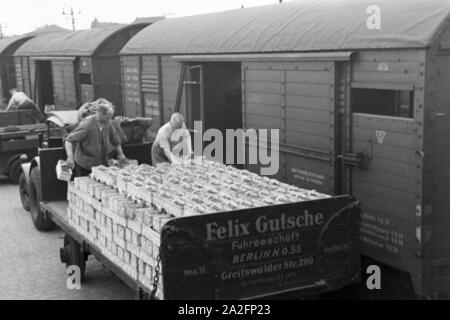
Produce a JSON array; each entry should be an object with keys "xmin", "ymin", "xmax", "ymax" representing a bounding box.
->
[
  {"xmin": 242, "ymin": 61, "xmax": 339, "ymax": 194},
  {"xmin": 51, "ymin": 59, "xmax": 77, "ymax": 110}
]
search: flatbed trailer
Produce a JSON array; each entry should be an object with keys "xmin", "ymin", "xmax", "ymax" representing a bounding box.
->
[
  {"xmin": 41, "ymin": 200, "xmax": 153, "ymax": 299},
  {"xmin": 25, "ymin": 143, "xmax": 362, "ymax": 300}
]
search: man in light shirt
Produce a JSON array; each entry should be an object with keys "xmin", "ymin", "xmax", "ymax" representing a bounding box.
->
[
  {"xmin": 151, "ymin": 112, "xmax": 192, "ymax": 165},
  {"xmin": 5, "ymin": 88, "xmax": 46, "ymax": 122}
]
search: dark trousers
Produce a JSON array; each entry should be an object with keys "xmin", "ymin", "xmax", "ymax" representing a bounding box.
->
[
  {"xmin": 72, "ymin": 162, "xmax": 92, "ymax": 180},
  {"xmin": 18, "ymin": 101, "xmax": 46, "ymax": 123},
  {"xmin": 151, "ymin": 143, "xmax": 170, "ymax": 165}
]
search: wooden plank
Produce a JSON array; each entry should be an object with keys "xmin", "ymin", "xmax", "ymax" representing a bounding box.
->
[
  {"xmin": 353, "ymin": 127, "xmax": 417, "ymax": 148},
  {"xmin": 353, "ymin": 60, "xmax": 421, "ymax": 74},
  {"xmin": 352, "ymin": 140, "xmax": 419, "ymax": 164},
  {"xmin": 352, "ymin": 180, "xmax": 417, "ymax": 207},
  {"xmin": 285, "ymin": 131, "xmax": 331, "ymax": 151},
  {"xmin": 356, "ymin": 50, "xmax": 423, "ymax": 62},
  {"xmin": 286, "ymin": 70, "xmax": 331, "ymax": 84},
  {"xmin": 245, "ymin": 113, "xmax": 282, "ymax": 129},
  {"xmin": 142, "ymin": 61, "xmax": 158, "ymax": 75},
  {"xmin": 123, "ymin": 56, "xmax": 139, "ymax": 64},
  {"xmin": 285, "ymin": 95, "xmax": 332, "ymax": 111},
  {"xmin": 245, "ymin": 70, "xmax": 283, "ymax": 82},
  {"xmin": 161, "ymin": 56, "xmax": 180, "ymax": 68},
  {"xmin": 246, "ymin": 103, "xmax": 282, "ymax": 118},
  {"xmin": 286, "ymin": 82, "xmax": 332, "ymax": 98},
  {"xmin": 353, "ymin": 169, "xmax": 417, "ymax": 193},
  {"xmin": 352, "ymin": 71, "xmax": 420, "ymax": 84},
  {"xmin": 363, "ymin": 156, "xmax": 418, "ymax": 178},
  {"xmin": 246, "ymin": 92, "xmax": 281, "ymax": 106},
  {"xmin": 244, "ymin": 61, "xmax": 332, "ymax": 72},
  {"xmin": 286, "ymin": 119, "xmax": 331, "ymax": 137},
  {"xmin": 285, "ymin": 106, "xmax": 331, "ymax": 124},
  {"xmin": 352, "ymin": 114, "xmax": 414, "ymax": 133},
  {"xmin": 246, "ymin": 81, "xmax": 282, "ymax": 95},
  {"xmin": 356, "ymin": 193, "xmax": 416, "ymax": 220}
]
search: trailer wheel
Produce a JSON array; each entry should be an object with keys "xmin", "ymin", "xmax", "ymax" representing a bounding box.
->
[
  {"xmin": 60, "ymin": 235, "xmax": 86, "ymax": 282},
  {"xmin": 29, "ymin": 167, "xmax": 54, "ymax": 231},
  {"xmin": 19, "ymin": 172, "xmax": 30, "ymax": 211},
  {"xmin": 8, "ymin": 159, "xmax": 21, "ymax": 184}
]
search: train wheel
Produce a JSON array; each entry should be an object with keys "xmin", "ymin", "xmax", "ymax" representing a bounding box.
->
[
  {"xmin": 19, "ymin": 172, "xmax": 30, "ymax": 211},
  {"xmin": 60, "ymin": 235, "xmax": 86, "ymax": 282},
  {"xmin": 29, "ymin": 167, "xmax": 54, "ymax": 231}
]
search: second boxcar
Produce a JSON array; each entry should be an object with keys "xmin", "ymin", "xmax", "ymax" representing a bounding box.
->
[
  {"xmin": 0, "ymin": 36, "xmax": 34, "ymax": 107},
  {"xmin": 13, "ymin": 22, "xmax": 160, "ymax": 114}
]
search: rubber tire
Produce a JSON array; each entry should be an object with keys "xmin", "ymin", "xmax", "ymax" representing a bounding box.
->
[
  {"xmin": 8, "ymin": 159, "xmax": 21, "ymax": 184},
  {"xmin": 19, "ymin": 172, "xmax": 30, "ymax": 211},
  {"xmin": 29, "ymin": 167, "xmax": 54, "ymax": 231},
  {"xmin": 63, "ymin": 236, "xmax": 86, "ymax": 282}
]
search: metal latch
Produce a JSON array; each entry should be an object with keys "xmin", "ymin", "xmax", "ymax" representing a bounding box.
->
[{"xmin": 339, "ymin": 151, "xmax": 370, "ymax": 169}]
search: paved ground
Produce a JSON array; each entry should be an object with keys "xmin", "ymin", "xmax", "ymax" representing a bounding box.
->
[
  {"xmin": 0, "ymin": 175, "xmax": 417, "ymax": 300},
  {"xmin": 0, "ymin": 177, "xmax": 134, "ymax": 300}
]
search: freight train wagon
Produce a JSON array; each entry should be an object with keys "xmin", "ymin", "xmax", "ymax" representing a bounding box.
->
[
  {"xmin": 0, "ymin": 36, "xmax": 34, "ymax": 107},
  {"xmin": 120, "ymin": 0, "xmax": 450, "ymax": 298},
  {"xmin": 13, "ymin": 22, "xmax": 160, "ymax": 115}
]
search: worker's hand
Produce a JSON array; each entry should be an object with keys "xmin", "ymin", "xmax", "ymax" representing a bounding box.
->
[
  {"xmin": 66, "ymin": 157, "xmax": 74, "ymax": 169},
  {"xmin": 172, "ymin": 156, "xmax": 183, "ymax": 165},
  {"xmin": 117, "ymin": 152, "xmax": 127, "ymax": 161}
]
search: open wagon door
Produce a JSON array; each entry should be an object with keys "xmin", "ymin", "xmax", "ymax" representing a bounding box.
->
[{"xmin": 51, "ymin": 58, "xmax": 77, "ymax": 110}]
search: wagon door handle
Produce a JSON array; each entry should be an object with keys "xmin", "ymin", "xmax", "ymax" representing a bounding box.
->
[{"xmin": 338, "ymin": 147, "xmax": 371, "ymax": 170}]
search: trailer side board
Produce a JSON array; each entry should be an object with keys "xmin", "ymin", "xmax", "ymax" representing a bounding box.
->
[{"xmin": 160, "ymin": 196, "xmax": 360, "ymax": 300}]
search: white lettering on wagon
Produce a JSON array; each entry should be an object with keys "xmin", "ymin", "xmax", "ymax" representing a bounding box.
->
[
  {"xmin": 291, "ymin": 168, "xmax": 325, "ymax": 186},
  {"xmin": 360, "ymin": 212, "xmax": 405, "ymax": 255}
]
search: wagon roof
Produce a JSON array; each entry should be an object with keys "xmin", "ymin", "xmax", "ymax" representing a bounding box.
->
[
  {"xmin": 121, "ymin": 0, "xmax": 450, "ymax": 55},
  {"xmin": 14, "ymin": 23, "xmax": 155, "ymax": 57},
  {"xmin": 0, "ymin": 36, "xmax": 34, "ymax": 56}
]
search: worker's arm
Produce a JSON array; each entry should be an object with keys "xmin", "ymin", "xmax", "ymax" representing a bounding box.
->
[
  {"xmin": 109, "ymin": 124, "xmax": 126, "ymax": 160},
  {"xmin": 6, "ymin": 96, "xmax": 15, "ymax": 111},
  {"xmin": 64, "ymin": 120, "xmax": 90, "ymax": 168},
  {"xmin": 162, "ymin": 146, "xmax": 175, "ymax": 163},
  {"xmin": 183, "ymin": 127, "xmax": 193, "ymax": 157},
  {"xmin": 115, "ymin": 145, "xmax": 126, "ymax": 160},
  {"xmin": 65, "ymin": 140, "xmax": 75, "ymax": 169}
]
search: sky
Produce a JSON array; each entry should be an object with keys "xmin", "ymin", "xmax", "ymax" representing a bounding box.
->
[{"xmin": 0, "ymin": 0, "xmax": 293, "ymax": 36}]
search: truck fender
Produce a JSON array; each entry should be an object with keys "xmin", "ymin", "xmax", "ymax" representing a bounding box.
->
[
  {"xmin": 5, "ymin": 154, "xmax": 22, "ymax": 175},
  {"xmin": 20, "ymin": 156, "xmax": 40, "ymax": 189},
  {"xmin": 20, "ymin": 162, "xmax": 31, "ymax": 190}
]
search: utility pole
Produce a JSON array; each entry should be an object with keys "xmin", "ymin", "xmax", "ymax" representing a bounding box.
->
[{"xmin": 62, "ymin": 7, "xmax": 81, "ymax": 31}]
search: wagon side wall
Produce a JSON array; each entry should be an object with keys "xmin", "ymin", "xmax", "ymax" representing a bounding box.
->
[{"xmin": 422, "ymin": 23, "xmax": 450, "ymax": 297}]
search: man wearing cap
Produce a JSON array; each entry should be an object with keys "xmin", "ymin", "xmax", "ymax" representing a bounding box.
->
[
  {"xmin": 151, "ymin": 112, "xmax": 192, "ymax": 165},
  {"xmin": 65, "ymin": 101, "xmax": 127, "ymax": 178}
]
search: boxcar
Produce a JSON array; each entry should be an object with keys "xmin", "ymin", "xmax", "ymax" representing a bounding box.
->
[
  {"xmin": 0, "ymin": 36, "xmax": 34, "ymax": 107},
  {"xmin": 13, "ymin": 22, "xmax": 160, "ymax": 114},
  {"xmin": 120, "ymin": 0, "xmax": 450, "ymax": 298}
]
